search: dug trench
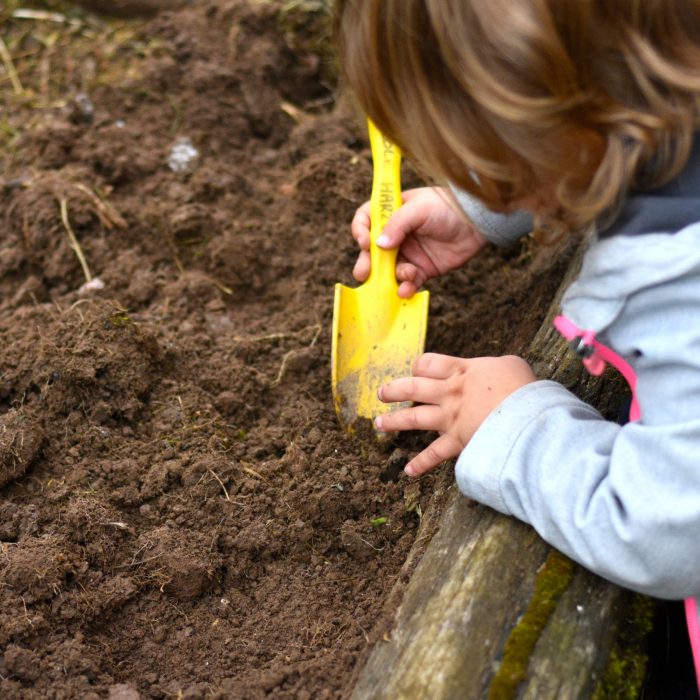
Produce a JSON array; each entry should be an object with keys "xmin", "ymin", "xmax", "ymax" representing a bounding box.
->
[{"xmin": 0, "ymin": 1, "xmax": 577, "ymax": 697}]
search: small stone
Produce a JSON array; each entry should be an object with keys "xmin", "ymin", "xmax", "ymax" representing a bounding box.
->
[
  {"xmin": 78, "ymin": 277, "xmax": 105, "ymax": 296},
  {"xmin": 69, "ymin": 92, "xmax": 94, "ymax": 124},
  {"xmin": 167, "ymin": 137, "xmax": 199, "ymax": 173},
  {"xmin": 108, "ymin": 684, "xmax": 141, "ymax": 700}
]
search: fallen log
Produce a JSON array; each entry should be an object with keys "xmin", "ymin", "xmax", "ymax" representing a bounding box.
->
[{"xmin": 352, "ymin": 234, "xmax": 653, "ymax": 700}]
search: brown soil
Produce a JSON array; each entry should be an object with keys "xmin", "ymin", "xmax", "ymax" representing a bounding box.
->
[{"xmin": 0, "ymin": 2, "xmax": 575, "ymax": 698}]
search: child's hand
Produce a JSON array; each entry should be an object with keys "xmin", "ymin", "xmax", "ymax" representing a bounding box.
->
[
  {"xmin": 351, "ymin": 187, "xmax": 488, "ymax": 298},
  {"xmin": 375, "ymin": 353, "xmax": 536, "ymax": 476}
]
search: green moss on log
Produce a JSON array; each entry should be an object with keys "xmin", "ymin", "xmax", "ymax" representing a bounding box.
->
[
  {"xmin": 488, "ymin": 550, "xmax": 575, "ymax": 700},
  {"xmin": 592, "ymin": 594, "xmax": 655, "ymax": 700}
]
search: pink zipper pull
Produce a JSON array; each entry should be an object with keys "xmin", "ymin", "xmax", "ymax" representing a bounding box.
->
[
  {"xmin": 554, "ymin": 314, "xmax": 640, "ymax": 414},
  {"xmin": 582, "ymin": 353, "xmax": 606, "ymax": 376},
  {"xmin": 567, "ymin": 328, "xmax": 606, "ymax": 376}
]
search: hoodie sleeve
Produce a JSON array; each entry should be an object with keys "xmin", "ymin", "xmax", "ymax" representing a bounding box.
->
[
  {"xmin": 455, "ymin": 272, "xmax": 700, "ymax": 600},
  {"xmin": 450, "ymin": 185, "xmax": 533, "ymax": 247}
]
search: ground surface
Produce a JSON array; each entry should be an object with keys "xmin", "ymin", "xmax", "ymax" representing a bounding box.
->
[{"xmin": 0, "ymin": 2, "xmax": 575, "ymax": 697}]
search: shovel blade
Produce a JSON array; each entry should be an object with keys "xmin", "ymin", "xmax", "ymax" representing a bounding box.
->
[{"xmin": 332, "ymin": 281, "xmax": 429, "ymax": 431}]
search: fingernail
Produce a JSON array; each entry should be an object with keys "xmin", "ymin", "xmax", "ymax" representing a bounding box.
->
[
  {"xmin": 376, "ymin": 234, "xmax": 390, "ymax": 248},
  {"xmin": 374, "ymin": 416, "xmax": 383, "ymax": 431},
  {"xmin": 404, "ymin": 464, "xmax": 415, "ymax": 477},
  {"xmin": 377, "ymin": 386, "xmax": 383, "ymax": 400}
]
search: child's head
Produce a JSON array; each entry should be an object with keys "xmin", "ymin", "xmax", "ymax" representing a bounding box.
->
[{"xmin": 335, "ymin": 0, "xmax": 700, "ymax": 231}]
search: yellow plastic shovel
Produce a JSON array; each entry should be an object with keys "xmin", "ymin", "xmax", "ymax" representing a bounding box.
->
[{"xmin": 332, "ymin": 120, "xmax": 429, "ymax": 432}]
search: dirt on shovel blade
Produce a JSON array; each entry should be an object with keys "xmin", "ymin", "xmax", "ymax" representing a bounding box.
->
[{"xmin": 0, "ymin": 1, "xmax": 575, "ymax": 697}]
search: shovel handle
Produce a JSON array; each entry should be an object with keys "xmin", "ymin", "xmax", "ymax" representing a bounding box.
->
[{"xmin": 368, "ymin": 119, "xmax": 401, "ymax": 294}]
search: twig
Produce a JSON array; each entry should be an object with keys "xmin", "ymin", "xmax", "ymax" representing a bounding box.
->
[
  {"xmin": 209, "ymin": 515, "xmax": 227, "ymax": 553},
  {"xmin": 74, "ymin": 184, "xmax": 127, "ymax": 230},
  {"xmin": 12, "ymin": 9, "xmax": 76, "ymax": 24},
  {"xmin": 232, "ymin": 323, "xmax": 321, "ymax": 345},
  {"xmin": 207, "ymin": 276, "xmax": 233, "ymax": 296},
  {"xmin": 270, "ymin": 349, "xmax": 297, "ymax": 387},
  {"xmin": 59, "ymin": 198, "xmax": 92, "ymax": 283},
  {"xmin": 282, "ymin": 0, "xmax": 330, "ymax": 14},
  {"xmin": 208, "ymin": 468, "xmax": 231, "ymax": 502},
  {"xmin": 241, "ymin": 464, "xmax": 267, "ymax": 482},
  {"xmin": 0, "ymin": 36, "xmax": 23, "ymax": 95},
  {"xmin": 355, "ymin": 619, "xmax": 371, "ymax": 644},
  {"xmin": 38, "ymin": 33, "xmax": 56, "ymax": 104},
  {"xmin": 270, "ymin": 324, "xmax": 322, "ymax": 386},
  {"xmin": 280, "ymin": 100, "xmax": 310, "ymax": 124},
  {"xmin": 102, "ymin": 521, "xmax": 129, "ymax": 530},
  {"xmin": 17, "ymin": 595, "xmax": 35, "ymax": 629},
  {"xmin": 116, "ymin": 553, "xmax": 163, "ymax": 569},
  {"xmin": 308, "ymin": 324, "xmax": 322, "ymax": 347},
  {"xmin": 359, "ymin": 537, "xmax": 385, "ymax": 552}
]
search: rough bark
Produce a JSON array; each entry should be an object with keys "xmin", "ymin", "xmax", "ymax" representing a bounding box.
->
[{"xmin": 352, "ymin": 236, "xmax": 651, "ymax": 700}]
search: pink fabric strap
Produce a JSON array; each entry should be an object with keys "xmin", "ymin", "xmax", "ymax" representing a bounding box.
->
[
  {"xmin": 554, "ymin": 314, "xmax": 700, "ymax": 694},
  {"xmin": 686, "ymin": 597, "xmax": 700, "ymax": 694},
  {"xmin": 553, "ymin": 315, "xmax": 640, "ymax": 421}
]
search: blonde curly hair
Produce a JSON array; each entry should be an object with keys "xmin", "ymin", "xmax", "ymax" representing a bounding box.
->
[{"xmin": 335, "ymin": 0, "xmax": 700, "ymax": 232}]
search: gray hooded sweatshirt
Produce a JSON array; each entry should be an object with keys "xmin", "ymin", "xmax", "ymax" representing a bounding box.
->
[{"xmin": 451, "ymin": 142, "xmax": 700, "ymax": 606}]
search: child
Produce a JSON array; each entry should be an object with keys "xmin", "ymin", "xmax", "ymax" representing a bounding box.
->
[{"xmin": 336, "ymin": 0, "xmax": 700, "ymax": 694}]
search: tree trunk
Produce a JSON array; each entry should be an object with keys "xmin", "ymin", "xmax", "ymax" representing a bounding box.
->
[{"xmin": 352, "ymin": 235, "xmax": 653, "ymax": 700}]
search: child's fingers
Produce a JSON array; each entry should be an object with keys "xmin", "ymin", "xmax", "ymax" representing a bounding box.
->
[
  {"xmin": 397, "ymin": 262, "xmax": 428, "ymax": 297},
  {"xmin": 404, "ymin": 434, "xmax": 462, "ymax": 477},
  {"xmin": 353, "ymin": 250, "xmax": 371, "ymax": 282},
  {"xmin": 395, "ymin": 261, "xmax": 421, "ymax": 298},
  {"xmin": 351, "ymin": 202, "xmax": 371, "ymax": 249},
  {"xmin": 396, "ymin": 258, "xmax": 428, "ymax": 290},
  {"xmin": 374, "ymin": 404, "xmax": 444, "ymax": 434},
  {"xmin": 378, "ymin": 375, "xmax": 442, "ymax": 405},
  {"xmin": 379, "ymin": 205, "xmax": 423, "ymax": 248},
  {"xmin": 412, "ymin": 352, "xmax": 465, "ymax": 379},
  {"xmin": 397, "ymin": 280, "xmax": 418, "ymax": 298},
  {"xmin": 398, "ymin": 237, "xmax": 439, "ymax": 280},
  {"xmin": 395, "ymin": 260, "xmax": 418, "ymax": 283}
]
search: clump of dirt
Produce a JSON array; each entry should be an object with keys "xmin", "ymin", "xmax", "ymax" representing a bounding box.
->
[
  {"xmin": 0, "ymin": 408, "xmax": 45, "ymax": 488},
  {"xmin": 0, "ymin": 1, "xmax": 575, "ymax": 698}
]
